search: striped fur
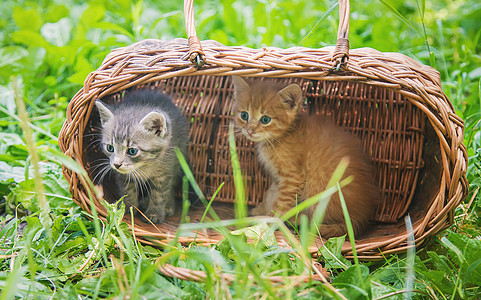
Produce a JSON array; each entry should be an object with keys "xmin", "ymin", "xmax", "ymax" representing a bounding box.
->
[{"xmin": 95, "ymin": 89, "xmax": 188, "ymax": 223}]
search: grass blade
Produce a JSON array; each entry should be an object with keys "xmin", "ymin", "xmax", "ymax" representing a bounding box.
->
[
  {"xmin": 404, "ymin": 215, "xmax": 416, "ymax": 300},
  {"xmin": 281, "ymin": 176, "xmax": 352, "ymax": 222},
  {"xmin": 229, "ymin": 124, "xmax": 247, "ymax": 220},
  {"xmin": 180, "ymin": 176, "xmax": 191, "ymax": 224},
  {"xmin": 199, "ymin": 182, "xmax": 224, "ymax": 225},
  {"xmin": 299, "ymin": 1, "xmax": 338, "ymax": 45},
  {"xmin": 12, "ymin": 76, "xmax": 52, "ymax": 247},
  {"xmin": 378, "ymin": 0, "xmax": 423, "ymax": 37},
  {"xmin": 175, "ymin": 147, "xmax": 221, "ymax": 222},
  {"xmin": 337, "ymin": 182, "xmax": 363, "ymax": 286}
]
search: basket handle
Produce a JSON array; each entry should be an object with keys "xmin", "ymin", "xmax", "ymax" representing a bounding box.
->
[
  {"xmin": 184, "ymin": 0, "xmax": 205, "ymax": 67},
  {"xmin": 183, "ymin": 0, "xmax": 350, "ymax": 69},
  {"xmin": 332, "ymin": 0, "xmax": 350, "ymax": 68}
]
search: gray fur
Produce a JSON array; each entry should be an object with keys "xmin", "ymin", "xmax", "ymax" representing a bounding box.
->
[{"xmin": 95, "ymin": 89, "xmax": 188, "ymax": 223}]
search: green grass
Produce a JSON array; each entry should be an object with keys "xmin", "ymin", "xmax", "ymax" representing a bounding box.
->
[{"xmin": 1, "ymin": 0, "xmax": 481, "ymax": 298}]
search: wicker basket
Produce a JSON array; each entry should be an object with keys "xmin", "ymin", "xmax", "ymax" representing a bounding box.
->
[{"xmin": 59, "ymin": 0, "xmax": 468, "ymax": 273}]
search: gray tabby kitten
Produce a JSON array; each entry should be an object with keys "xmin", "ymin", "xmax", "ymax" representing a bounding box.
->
[{"xmin": 95, "ymin": 89, "xmax": 188, "ymax": 223}]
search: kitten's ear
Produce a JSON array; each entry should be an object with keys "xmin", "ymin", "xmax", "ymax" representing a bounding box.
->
[
  {"xmin": 140, "ymin": 112, "xmax": 167, "ymax": 138},
  {"xmin": 232, "ymin": 76, "xmax": 249, "ymax": 95},
  {"xmin": 95, "ymin": 100, "xmax": 114, "ymax": 124},
  {"xmin": 277, "ymin": 84, "xmax": 303, "ymax": 110}
]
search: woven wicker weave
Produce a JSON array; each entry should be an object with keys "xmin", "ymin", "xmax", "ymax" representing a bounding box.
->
[{"xmin": 59, "ymin": 0, "xmax": 468, "ymax": 277}]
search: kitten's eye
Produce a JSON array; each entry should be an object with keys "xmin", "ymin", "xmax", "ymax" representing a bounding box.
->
[
  {"xmin": 260, "ymin": 116, "xmax": 272, "ymax": 124},
  {"xmin": 106, "ymin": 144, "xmax": 114, "ymax": 152},
  {"xmin": 240, "ymin": 111, "xmax": 249, "ymax": 121},
  {"xmin": 126, "ymin": 148, "xmax": 139, "ymax": 156}
]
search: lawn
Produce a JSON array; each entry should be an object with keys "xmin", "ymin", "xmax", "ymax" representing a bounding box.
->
[{"xmin": 1, "ymin": 0, "xmax": 480, "ymax": 298}]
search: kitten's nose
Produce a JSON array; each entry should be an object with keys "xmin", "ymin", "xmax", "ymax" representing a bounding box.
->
[
  {"xmin": 114, "ymin": 163, "xmax": 122, "ymax": 169},
  {"xmin": 247, "ymin": 129, "xmax": 254, "ymax": 136}
]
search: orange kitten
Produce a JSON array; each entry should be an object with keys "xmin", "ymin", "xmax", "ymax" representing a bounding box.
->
[{"xmin": 232, "ymin": 76, "xmax": 381, "ymax": 238}]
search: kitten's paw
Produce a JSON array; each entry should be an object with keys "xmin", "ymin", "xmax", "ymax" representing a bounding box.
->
[
  {"xmin": 252, "ymin": 204, "xmax": 268, "ymax": 216},
  {"xmin": 319, "ymin": 224, "xmax": 347, "ymax": 239},
  {"xmin": 144, "ymin": 211, "xmax": 166, "ymax": 224},
  {"xmin": 165, "ymin": 205, "xmax": 175, "ymax": 217}
]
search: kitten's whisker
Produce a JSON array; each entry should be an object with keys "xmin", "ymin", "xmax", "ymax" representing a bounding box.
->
[
  {"xmin": 94, "ymin": 164, "xmax": 112, "ymax": 185},
  {"xmin": 87, "ymin": 124, "xmax": 103, "ymax": 130},
  {"xmin": 89, "ymin": 160, "xmax": 109, "ymax": 173},
  {"xmin": 140, "ymin": 170, "xmax": 154, "ymax": 192},
  {"xmin": 132, "ymin": 169, "xmax": 148, "ymax": 195},
  {"xmin": 271, "ymin": 137, "xmax": 289, "ymax": 153},
  {"xmin": 85, "ymin": 140, "xmax": 102, "ymax": 151},
  {"xmin": 141, "ymin": 180, "xmax": 152, "ymax": 197},
  {"xmin": 233, "ymin": 132, "xmax": 245, "ymax": 139},
  {"xmin": 135, "ymin": 169, "xmax": 151, "ymax": 199},
  {"xmin": 89, "ymin": 162, "xmax": 110, "ymax": 175},
  {"xmin": 83, "ymin": 133, "xmax": 102, "ymax": 138},
  {"xmin": 136, "ymin": 168, "xmax": 150, "ymax": 186},
  {"xmin": 89, "ymin": 158, "xmax": 110, "ymax": 164},
  {"xmin": 92, "ymin": 168, "xmax": 104, "ymax": 184},
  {"xmin": 88, "ymin": 159, "xmax": 109, "ymax": 168},
  {"xmin": 265, "ymin": 138, "xmax": 282, "ymax": 159},
  {"xmin": 131, "ymin": 170, "xmax": 140, "ymax": 195},
  {"xmin": 125, "ymin": 173, "xmax": 133, "ymax": 192},
  {"xmin": 100, "ymin": 168, "xmax": 112, "ymax": 184}
]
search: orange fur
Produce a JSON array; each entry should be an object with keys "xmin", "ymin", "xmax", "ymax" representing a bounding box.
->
[{"xmin": 232, "ymin": 76, "xmax": 381, "ymax": 238}]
